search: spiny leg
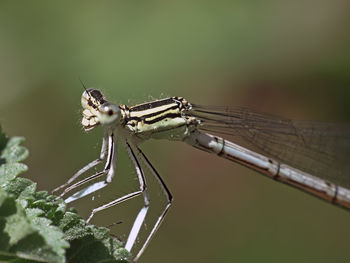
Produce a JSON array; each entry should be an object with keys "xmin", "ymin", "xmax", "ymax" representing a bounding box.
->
[
  {"xmin": 61, "ymin": 133, "xmax": 117, "ymax": 203},
  {"xmin": 124, "ymin": 142, "xmax": 150, "ymax": 253},
  {"xmin": 85, "ymin": 140, "xmax": 150, "ymax": 256},
  {"xmin": 52, "ymin": 132, "xmax": 109, "ymax": 194},
  {"xmin": 63, "ymin": 170, "xmax": 107, "ymax": 203},
  {"xmin": 133, "ymin": 146, "xmax": 172, "ymax": 262}
]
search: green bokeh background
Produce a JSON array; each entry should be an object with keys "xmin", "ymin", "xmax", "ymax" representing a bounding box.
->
[{"xmin": 1, "ymin": 1, "xmax": 350, "ymax": 263}]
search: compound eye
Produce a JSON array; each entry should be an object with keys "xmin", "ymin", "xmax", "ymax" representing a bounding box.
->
[
  {"xmin": 98, "ymin": 102, "xmax": 121, "ymax": 125},
  {"xmin": 101, "ymin": 103, "xmax": 117, "ymax": 114}
]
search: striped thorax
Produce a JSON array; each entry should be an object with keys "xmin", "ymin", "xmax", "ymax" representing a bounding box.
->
[{"xmin": 122, "ymin": 96, "xmax": 199, "ymax": 141}]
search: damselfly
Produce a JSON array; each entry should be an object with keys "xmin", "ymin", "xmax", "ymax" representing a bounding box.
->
[{"xmin": 52, "ymin": 87, "xmax": 350, "ymax": 262}]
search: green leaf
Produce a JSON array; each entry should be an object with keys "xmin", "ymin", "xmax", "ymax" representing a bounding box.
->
[
  {"xmin": 0, "ymin": 128, "xmax": 130, "ymax": 263},
  {"xmin": 4, "ymin": 200, "xmax": 36, "ymax": 246},
  {"xmin": 0, "ymin": 163, "xmax": 28, "ymax": 185},
  {"xmin": 1, "ymin": 137, "xmax": 29, "ymax": 164}
]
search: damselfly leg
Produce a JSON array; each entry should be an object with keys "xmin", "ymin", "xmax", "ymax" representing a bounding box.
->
[
  {"xmin": 85, "ymin": 141, "xmax": 151, "ymax": 253},
  {"xmin": 83, "ymin": 141, "xmax": 173, "ymax": 259},
  {"xmin": 51, "ymin": 132, "xmax": 109, "ymax": 195},
  {"xmin": 52, "ymin": 133, "xmax": 116, "ymax": 203},
  {"xmin": 133, "ymin": 146, "xmax": 172, "ymax": 262}
]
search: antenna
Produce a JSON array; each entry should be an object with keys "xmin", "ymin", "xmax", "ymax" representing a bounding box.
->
[{"xmin": 79, "ymin": 77, "xmax": 91, "ymax": 98}]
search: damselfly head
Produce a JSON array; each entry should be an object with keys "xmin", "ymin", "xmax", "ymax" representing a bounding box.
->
[
  {"xmin": 81, "ymin": 89, "xmax": 121, "ymax": 131},
  {"xmin": 81, "ymin": 89, "xmax": 106, "ymax": 131}
]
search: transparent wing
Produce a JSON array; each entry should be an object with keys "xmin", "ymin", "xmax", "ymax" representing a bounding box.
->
[{"xmin": 189, "ymin": 104, "xmax": 350, "ymax": 188}]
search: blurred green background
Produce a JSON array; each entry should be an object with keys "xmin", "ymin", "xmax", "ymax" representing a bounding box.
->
[{"xmin": 1, "ymin": 1, "xmax": 350, "ymax": 263}]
